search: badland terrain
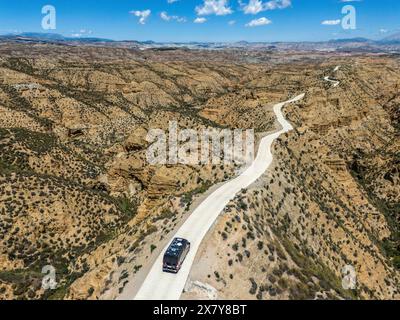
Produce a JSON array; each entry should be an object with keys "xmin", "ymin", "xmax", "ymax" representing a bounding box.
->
[{"xmin": 0, "ymin": 40, "xmax": 398, "ymax": 299}]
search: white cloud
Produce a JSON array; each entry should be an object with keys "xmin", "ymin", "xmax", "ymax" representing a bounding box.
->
[
  {"xmin": 196, "ymin": 0, "xmax": 233, "ymax": 16},
  {"xmin": 82, "ymin": 29, "xmax": 93, "ymax": 34},
  {"xmin": 240, "ymin": 0, "xmax": 291, "ymax": 15},
  {"xmin": 321, "ymin": 19, "xmax": 341, "ymax": 25},
  {"xmin": 130, "ymin": 10, "xmax": 151, "ymax": 25},
  {"xmin": 242, "ymin": 0, "xmax": 264, "ymax": 14},
  {"xmin": 160, "ymin": 11, "xmax": 170, "ymax": 21},
  {"xmin": 245, "ymin": 17, "xmax": 272, "ymax": 27},
  {"xmin": 160, "ymin": 11, "xmax": 186, "ymax": 22},
  {"xmin": 167, "ymin": 0, "xmax": 179, "ymax": 3},
  {"xmin": 194, "ymin": 17, "xmax": 207, "ymax": 23},
  {"xmin": 264, "ymin": 0, "xmax": 291, "ymax": 10},
  {"xmin": 228, "ymin": 20, "xmax": 236, "ymax": 25},
  {"xmin": 71, "ymin": 29, "xmax": 93, "ymax": 37},
  {"xmin": 379, "ymin": 28, "xmax": 388, "ymax": 33}
]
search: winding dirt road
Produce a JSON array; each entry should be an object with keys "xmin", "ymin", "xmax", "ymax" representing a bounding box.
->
[{"xmin": 129, "ymin": 93, "xmax": 305, "ymax": 300}]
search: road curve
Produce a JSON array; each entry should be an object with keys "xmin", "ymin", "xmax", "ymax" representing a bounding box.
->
[
  {"xmin": 324, "ymin": 66, "xmax": 340, "ymax": 87},
  {"xmin": 324, "ymin": 76, "xmax": 340, "ymax": 87},
  {"xmin": 132, "ymin": 93, "xmax": 305, "ymax": 300}
]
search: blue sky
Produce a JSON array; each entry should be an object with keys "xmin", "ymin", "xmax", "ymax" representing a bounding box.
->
[{"xmin": 0, "ymin": 0, "xmax": 399, "ymax": 42}]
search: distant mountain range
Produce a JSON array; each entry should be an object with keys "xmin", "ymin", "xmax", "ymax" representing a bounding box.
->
[
  {"xmin": 1, "ymin": 32, "xmax": 400, "ymax": 52},
  {"xmin": 0, "ymin": 32, "xmax": 115, "ymax": 43},
  {"xmin": 329, "ymin": 33, "xmax": 400, "ymax": 44},
  {"xmin": 381, "ymin": 32, "xmax": 400, "ymax": 43}
]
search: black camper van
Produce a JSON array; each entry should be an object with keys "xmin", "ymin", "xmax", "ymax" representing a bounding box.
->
[{"xmin": 163, "ymin": 238, "xmax": 191, "ymax": 273}]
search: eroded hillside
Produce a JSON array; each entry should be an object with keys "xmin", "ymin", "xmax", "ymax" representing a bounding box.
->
[
  {"xmin": 0, "ymin": 43, "xmax": 398, "ymax": 299},
  {"xmin": 183, "ymin": 58, "xmax": 400, "ymax": 300},
  {"xmin": 0, "ymin": 44, "xmax": 312, "ymax": 299}
]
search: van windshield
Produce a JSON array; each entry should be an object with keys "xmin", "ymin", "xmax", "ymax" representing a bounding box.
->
[{"xmin": 163, "ymin": 255, "xmax": 178, "ymax": 265}]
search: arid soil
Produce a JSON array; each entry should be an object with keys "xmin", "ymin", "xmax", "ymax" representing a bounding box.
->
[
  {"xmin": 0, "ymin": 43, "xmax": 398, "ymax": 299},
  {"xmin": 182, "ymin": 59, "xmax": 400, "ymax": 300}
]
